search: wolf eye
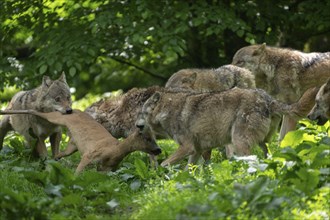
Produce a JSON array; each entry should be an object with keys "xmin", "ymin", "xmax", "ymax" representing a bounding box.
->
[{"xmin": 55, "ymin": 97, "xmax": 61, "ymax": 102}]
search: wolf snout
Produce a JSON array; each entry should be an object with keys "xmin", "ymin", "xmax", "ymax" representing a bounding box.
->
[
  {"xmin": 66, "ymin": 108, "xmax": 73, "ymax": 114},
  {"xmin": 307, "ymin": 113, "xmax": 328, "ymax": 125},
  {"xmin": 315, "ymin": 116, "xmax": 328, "ymax": 126},
  {"xmin": 307, "ymin": 113, "xmax": 315, "ymax": 121},
  {"xmin": 151, "ymin": 148, "xmax": 162, "ymax": 155},
  {"xmin": 136, "ymin": 124, "xmax": 144, "ymax": 131},
  {"xmin": 135, "ymin": 119, "xmax": 145, "ymax": 130}
]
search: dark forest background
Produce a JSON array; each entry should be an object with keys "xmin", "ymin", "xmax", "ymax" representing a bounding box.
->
[{"xmin": 1, "ymin": 0, "xmax": 330, "ymax": 98}]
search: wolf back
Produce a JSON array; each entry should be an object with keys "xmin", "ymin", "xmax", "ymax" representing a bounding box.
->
[{"xmin": 165, "ymin": 64, "xmax": 256, "ymax": 92}]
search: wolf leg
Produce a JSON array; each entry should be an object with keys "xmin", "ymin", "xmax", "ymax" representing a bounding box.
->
[
  {"xmin": 201, "ymin": 150, "xmax": 212, "ymax": 161},
  {"xmin": 35, "ymin": 138, "xmax": 48, "ymax": 159},
  {"xmin": 161, "ymin": 143, "xmax": 194, "ymax": 167},
  {"xmin": 149, "ymin": 154, "xmax": 159, "ymax": 168},
  {"xmin": 50, "ymin": 131, "xmax": 62, "ymax": 158},
  {"xmin": 186, "ymin": 152, "xmax": 202, "ymax": 169},
  {"xmin": 225, "ymin": 144, "xmax": 235, "ymax": 158},
  {"xmin": 279, "ymin": 116, "xmax": 297, "ymax": 141},
  {"xmin": 0, "ymin": 116, "xmax": 13, "ymax": 149}
]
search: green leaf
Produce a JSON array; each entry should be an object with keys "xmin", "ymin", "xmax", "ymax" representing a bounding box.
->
[
  {"xmin": 280, "ymin": 130, "xmax": 305, "ymax": 148},
  {"xmin": 39, "ymin": 64, "xmax": 48, "ymax": 74},
  {"xmin": 44, "ymin": 184, "xmax": 63, "ymax": 197},
  {"xmin": 55, "ymin": 62, "xmax": 62, "ymax": 71},
  {"xmin": 174, "ymin": 170, "xmax": 191, "ymax": 183},
  {"xmin": 134, "ymin": 158, "xmax": 148, "ymax": 179},
  {"xmin": 61, "ymin": 194, "xmax": 83, "ymax": 206},
  {"xmin": 236, "ymin": 29, "xmax": 245, "ymax": 37},
  {"xmin": 130, "ymin": 179, "xmax": 141, "ymax": 191},
  {"xmin": 69, "ymin": 67, "xmax": 76, "ymax": 77},
  {"xmin": 292, "ymin": 168, "xmax": 320, "ymax": 194},
  {"xmin": 107, "ymin": 199, "xmax": 119, "ymax": 209},
  {"xmin": 273, "ymin": 147, "xmax": 302, "ymax": 162}
]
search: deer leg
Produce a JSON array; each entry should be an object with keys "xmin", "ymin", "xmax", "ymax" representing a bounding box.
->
[
  {"xmin": 55, "ymin": 138, "xmax": 78, "ymax": 160},
  {"xmin": 161, "ymin": 142, "xmax": 194, "ymax": 167},
  {"xmin": 279, "ymin": 115, "xmax": 297, "ymax": 141},
  {"xmin": 75, "ymin": 153, "xmax": 92, "ymax": 175}
]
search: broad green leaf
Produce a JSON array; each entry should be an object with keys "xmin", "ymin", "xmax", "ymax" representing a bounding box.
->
[
  {"xmin": 280, "ymin": 130, "xmax": 305, "ymax": 148},
  {"xmin": 134, "ymin": 158, "xmax": 148, "ymax": 179},
  {"xmin": 69, "ymin": 67, "xmax": 76, "ymax": 77},
  {"xmin": 44, "ymin": 184, "xmax": 63, "ymax": 197},
  {"xmin": 130, "ymin": 180, "xmax": 141, "ymax": 191},
  {"xmin": 292, "ymin": 168, "xmax": 320, "ymax": 195},
  {"xmin": 39, "ymin": 64, "xmax": 48, "ymax": 74}
]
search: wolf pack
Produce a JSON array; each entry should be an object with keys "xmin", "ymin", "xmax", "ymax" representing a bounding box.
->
[{"xmin": 0, "ymin": 44, "xmax": 329, "ymax": 174}]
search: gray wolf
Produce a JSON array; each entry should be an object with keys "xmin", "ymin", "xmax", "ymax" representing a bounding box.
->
[
  {"xmin": 84, "ymin": 86, "xmax": 162, "ymax": 166},
  {"xmin": 232, "ymin": 44, "xmax": 330, "ymax": 139},
  {"xmin": 136, "ymin": 87, "xmax": 318, "ymax": 167},
  {"xmin": 307, "ymin": 78, "xmax": 330, "ymax": 125},
  {"xmin": 0, "ymin": 109, "xmax": 161, "ymax": 174},
  {"xmin": 165, "ymin": 64, "xmax": 255, "ymax": 92},
  {"xmin": 0, "ymin": 73, "xmax": 72, "ymax": 158},
  {"xmin": 165, "ymin": 64, "xmax": 256, "ymax": 160},
  {"xmin": 85, "ymin": 86, "xmax": 161, "ymax": 139}
]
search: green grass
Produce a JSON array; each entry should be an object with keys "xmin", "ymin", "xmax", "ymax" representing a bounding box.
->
[{"xmin": 0, "ymin": 96, "xmax": 329, "ymax": 219}]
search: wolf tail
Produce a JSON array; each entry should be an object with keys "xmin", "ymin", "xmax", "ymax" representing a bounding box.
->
[{"xmin": 272, "ymin": 87, "xmax": 319, "ymax": 118}]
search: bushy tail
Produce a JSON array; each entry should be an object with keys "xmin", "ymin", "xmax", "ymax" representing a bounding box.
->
[{"xmin": 272, "ymin": 87, "xmax": 319, "ymax": 118}]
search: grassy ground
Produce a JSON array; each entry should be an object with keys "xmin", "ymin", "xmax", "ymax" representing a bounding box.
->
[{"xmin": 0, "ymin": 96, "xmax": 329, "ymax": 219}]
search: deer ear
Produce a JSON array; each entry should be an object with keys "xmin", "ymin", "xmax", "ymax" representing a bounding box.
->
[
  {"xmin": 58, "ymin": 72, "xmax": 67, "ymax": 83},
  {"xmin": 252, "ymin": 43, "xmax": 266, "ymax": 56},
  {"xmin": 42, "ymin": 76, "xmax": 52, "ymax": 87}
]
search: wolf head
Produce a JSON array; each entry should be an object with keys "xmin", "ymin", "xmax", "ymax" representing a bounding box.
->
[
  {"xmin": 38, "ymin": 73, "xmax": 73, "ymax": 114},
  {"xmin": 232, "ymin": 44, "xmax": 267, "ymax": 72},
  {"xmin": 135, "ymin": 92, "xmax": 161, "ymax": 131},
  {"xmin": 307, "ymin": 79, "xmax": 330, "ymax": 125},
  {"xmin": 165, "ymin": 69, "xmax": 197, "ymax": 89}
]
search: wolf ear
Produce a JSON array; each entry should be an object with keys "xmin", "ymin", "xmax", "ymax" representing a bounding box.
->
[
  {"xmin": 58, "ymin": 72, "xmax": 67, "ymax": 83},
  {"xmin": 324, "ymin": 78, "xmax": 330, "ymax": 92},
  {"xmin": 42, "ymin": 76, "xmax": 53, "ymax": 87},
  {"xmin": 151, "ymin": 92, "xmax": 161, "ymax": 103},
  {"xmin": 190, "ymin": 72, "xmax": 197, "ymax": 81},
  {"xmin": 182, "ymin": 72, "xmax": 196, "ymax": 84},
  {"xmin": 252, "ymin": 43, "xmax": 266, "ymax": 56}
]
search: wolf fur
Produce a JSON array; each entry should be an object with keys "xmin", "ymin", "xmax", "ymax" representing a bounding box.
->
[
  {"xmin": 136, "ymin": 87, "xmax": 319, "ymax": 167},
  {"xmin": 84, "ymin": 86, "xmax": 163, "ymax": 166},
  {"xmin": 165, "ymin": 64, "xmax": 255, "ymax": 92},
  {"xmin": 307, "ymin": 78, "xmax": 330, "ymax": 125},
  {"xmin": 165, "ymin": 64, "xmax": 256, "ymax": 160},
  {"xmin": 0, "ymin": 73, "xmax": 72, "ymax": 158},
  {"xmin": 232, "ymin": 44, "xmax": 330, "ymax": 139},
  {"xmin": 0, "ymin": 109, "xmax": 161, "ymax": 174},
  {"xmin": 85, "ymin": 86, "xmax": 162, "ymax": 138}
]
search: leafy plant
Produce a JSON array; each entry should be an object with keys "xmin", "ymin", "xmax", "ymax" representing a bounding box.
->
[{"xmin": 0, "ymin": 94, "xmax": 329, "ymax": 219}]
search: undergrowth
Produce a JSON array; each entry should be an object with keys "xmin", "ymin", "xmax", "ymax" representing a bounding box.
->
[{"xmin": 0, "ymin": 95, "xmax": 329, "ymax": 219}]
